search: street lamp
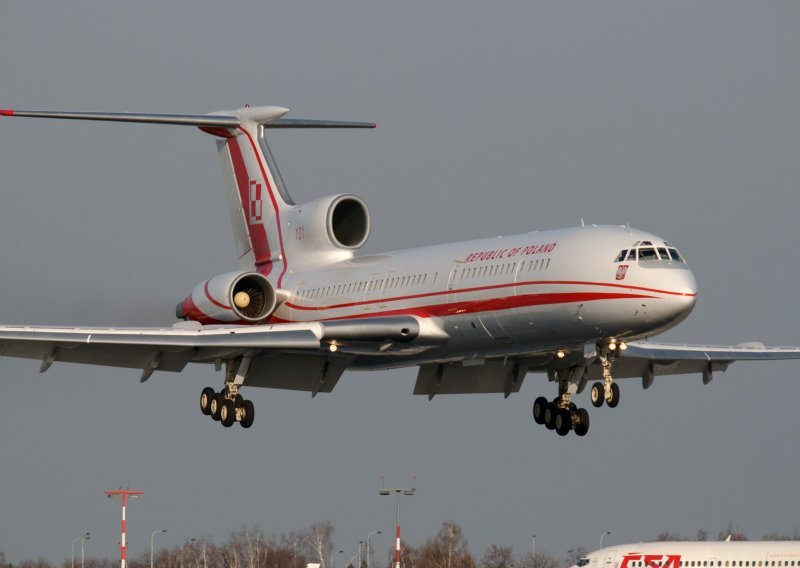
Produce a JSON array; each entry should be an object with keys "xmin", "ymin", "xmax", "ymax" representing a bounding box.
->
[
  {"xmin": 72, "ymin": 533, "xmax": 90, "ymax": 568},
  {"xmin": 379, "ymin": 476, "xmax": 416, "ymax": 568},
  {"xmin": 365, "ymin": 531, "xmax": 382, "ymax": 568},
  {"xmin": 151, "ymin": 529, "xmax": 166, "ymax": 568},
  {"xmin": 358, "ymin": 541, "xmax": 363, "ymax": 568},
  {"xmin": 532, "ymin": 535, "xmax": 536, "ymax": 557},
  {"xmin": 600, "ymin": 531, "xmax": 611, "ymax": 548}
]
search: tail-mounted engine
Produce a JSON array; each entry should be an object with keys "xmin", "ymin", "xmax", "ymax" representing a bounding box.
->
[
  {"xmin": 284, "ymin": 194, "xmax": 370, "ymax": 264},
  {"xmin": 177, "ymin": 271, "xmax": 278, "ymax": 324}
]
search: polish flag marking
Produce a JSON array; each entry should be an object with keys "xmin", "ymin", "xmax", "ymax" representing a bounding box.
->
[{"xmin": 249, "ymin": 180, "xmax": 263, "ymax": 223}]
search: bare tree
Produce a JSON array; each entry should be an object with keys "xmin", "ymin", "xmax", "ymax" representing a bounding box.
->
[
  {"xmin": 304, "ymin": 521, "xmax": 334, "ymax": 568},
  {"xmin": 564, "ymin": 548, "xmax": 588, "ymax": 568},
  {"xmin": 18, "ymin": 559, "xmax": 55, "ymax": 568},
  {"xmin": 516, "ymin": 551, "xmax": 561, "ymax": 568},
  {"xmin": 718, "ymin": 524, "xmax": 747, "ymax": 542},
  {"xmin": 656, "ymin": 532, "xmax": 686, "ymax": 542},
  {"xmin": 480, "ymin": 545, "xmax": 514, "ymax": 568},
  {"xmin": 761, "ymin": 529, "xmax": 800, "ymax": 541},
  {"xmin": 416, "ymin": 521, "xmax": 476, "ymax": 568},
  {"xmin": 697, "ymin": 530, "xmax": 708, "ymax": 542}
]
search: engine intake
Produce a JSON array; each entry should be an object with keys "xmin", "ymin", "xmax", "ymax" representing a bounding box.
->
[
  {"xmin": 329, "ymin": 196, "xmax": 370, "ymax": 249},
  {"xmin": 177, "ymin": 271, "xmax": 277, "ymax": 324}
]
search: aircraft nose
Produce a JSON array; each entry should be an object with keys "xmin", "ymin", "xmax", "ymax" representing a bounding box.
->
[{"xmin": 671, "ymin": 267, "xmax": 698, "ymax": 316}]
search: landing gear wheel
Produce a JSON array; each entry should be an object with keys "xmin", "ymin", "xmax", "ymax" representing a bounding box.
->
[
  {"xmin": 239, "ymin": 400, "xmax": 255, "ymax": 428},
  {"xmin": 574, "ymin": 408, "xmax": 590, "ymax": 436},
  {"xmin": 210, "ymin": 393, "xmax": 223, "ymax": 421},
  {"xmin": 607, "ymin": 382, "xmax": 621, "ymax": 408},
  {"xmin": 590, "ymin": 382, "xmax": 605, "ymax": 407},
  {"xmin": 555, "ymin": 408, "xmax": 572, "ymax": 436},
  {"xmin": 200, "ymin": 387, "xmax": 215, "ymax": 415},
  {"xmin": 543, "ymin": 403, "xmax": 557, "ymax": 430},
  {"xmin": 220, "ymin": 399, "xmax": 236, "ymax": 427},
  {"xmin": 532, "ymin": 397, "xmax": 548, "ymax": 425},
  {"xmin": 234, "ymin": 394, "xmax": 244, "ymax": 407}
]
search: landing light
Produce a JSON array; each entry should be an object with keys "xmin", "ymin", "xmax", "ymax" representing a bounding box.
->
[
  {"xmin": 556, "ymin": 350, "xmax": 566, "ymax": 359},
  {"xmin": 608, "ymin": 341, "xmax": 617, "ymax": 351},
  {"xmin": 329, "ymin": 342, "xmax": 338, "ymax": 353},
  {"xmin": 619, "ymin": 342, "xmax": 628, "ymax": 351}
]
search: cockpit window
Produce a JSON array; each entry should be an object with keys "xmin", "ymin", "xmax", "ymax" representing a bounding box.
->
[
  {"xmin": 617, "ymin": 243, "xmax": 686, "ymax": 264},
  {"xmin": 577, "ymin": 559, "xmax": 590, "ymax": 567},
  {"xmin": 638, "ymin": 247, "xmax": 658, "ymax": 261},
  {"xmin": 668, "ymin": 248, "xmax": 684, "ymax": 262}
]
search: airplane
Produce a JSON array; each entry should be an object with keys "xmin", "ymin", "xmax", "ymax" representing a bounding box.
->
[
  {"xmin": 1, "ymin": 104, "xmax": 799, "ymax": 435},
  {"xmin": 571, "ymin": 539, "xmax": 800, "ymax": 568}
]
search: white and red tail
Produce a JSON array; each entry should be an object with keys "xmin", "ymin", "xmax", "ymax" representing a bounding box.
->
[{"xmin": 0, "ymin": 105, "xmax": 375, "ymax": 286}]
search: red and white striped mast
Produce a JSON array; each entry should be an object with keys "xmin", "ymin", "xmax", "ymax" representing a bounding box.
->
[
  {"xmin": 105, "ymin": 488, "xmax": 144, "ymax": 568},
  {"xmin": 379, "ymin": 476, "xmax": 415, "ymax": 568}
]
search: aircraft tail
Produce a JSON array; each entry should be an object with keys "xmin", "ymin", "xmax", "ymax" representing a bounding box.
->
[{"xmin": 0, "ymin": 105, "xmax": 375, "ymax": 283}]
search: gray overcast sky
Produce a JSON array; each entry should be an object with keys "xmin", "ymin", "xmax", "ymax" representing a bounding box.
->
[{"xmin": 1, "ymin": 1, "xmax": 800, "ymax": 565}]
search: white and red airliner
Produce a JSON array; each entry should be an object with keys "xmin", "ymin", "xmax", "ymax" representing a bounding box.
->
[
  {"xmin": 1, "ymin": 104, "xmax": 799, "ymax": 434},
  {"xmin": 572, "ymin": 539, "xmax": 800, "ymax": 568}
]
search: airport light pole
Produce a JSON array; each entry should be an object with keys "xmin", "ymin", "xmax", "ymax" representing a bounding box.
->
[
  {"xmin": 379, "ymin": 476, "xmax": 416, "ymax": 568},
  {"xmin": 600, "ymin": 531, "xmax": 611, "ymax": 548},
  {"xmin": 105, "ymin": 488, "xmax": 144, "ymax": 568},
  {"xmin": 365, "ymin": 530, "xmax": 381, "ymax": 568},
  {"xmin": 151, "ymin": 529, "xmax": 166, "ymax": 568},
  {"xmin": 72, "ymin": 533, "xmax": 90, "ymax": 568},
  {"xmin": 532, "ymin": 535, "xmax": 536, "ymax": 558},
  {"xmin": 358, "ymin": 541, "xmax": 363, "ymax": 568}
]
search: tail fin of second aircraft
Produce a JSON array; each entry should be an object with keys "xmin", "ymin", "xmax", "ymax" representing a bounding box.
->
[{"xmin": 0, "ymin": 105, "xmax": 375, "ymax": 283}]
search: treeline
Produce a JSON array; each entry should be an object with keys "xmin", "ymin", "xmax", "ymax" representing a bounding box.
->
[{"xmin": 2, "ymin": 521, "xmax": 799, "ymax": 568}]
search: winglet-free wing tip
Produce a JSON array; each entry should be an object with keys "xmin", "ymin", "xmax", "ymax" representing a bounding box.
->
[{"xmin": 0, "ymin": 109, "xmax": 15, "ymax": 116}]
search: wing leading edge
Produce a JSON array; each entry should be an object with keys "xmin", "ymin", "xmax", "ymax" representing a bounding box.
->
[{"xmin": 0, "ymin": 316, "xmax": 426, "ymax": 388}]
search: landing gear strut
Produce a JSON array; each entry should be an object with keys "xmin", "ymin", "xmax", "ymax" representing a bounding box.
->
[
  {"xmin": 590, "ymin": 350, "xmax": 620, "ymax": 408},
  {"xmin": 532, "ymin": 367, "xmax": 590, "ymax": 437},
  {"xmin": 199, "ymin": 358, "xmax": 255, "ymax": 429}
]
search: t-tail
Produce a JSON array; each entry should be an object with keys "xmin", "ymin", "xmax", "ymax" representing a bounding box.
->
[{"xmin": 0, "ymin": 105, "xmax": 375, "ymax": 288}]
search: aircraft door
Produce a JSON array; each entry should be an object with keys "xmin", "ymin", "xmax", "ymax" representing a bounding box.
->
[
  {"xmin": 603, "ymin": 550, "xmax": 618, "ymax": 568},
  {"xmin": 446, "ymin": 265, "xmax": 459, "ymax": 293}
]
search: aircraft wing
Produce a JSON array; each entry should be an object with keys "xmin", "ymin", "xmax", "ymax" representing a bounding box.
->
[
  {"xmin": 605, "ymin": 341, "xmax": 800, "ymax": 385},
  {"xmin": 0, "ymin": 316, "xmax": 425, "ymax": 387}
]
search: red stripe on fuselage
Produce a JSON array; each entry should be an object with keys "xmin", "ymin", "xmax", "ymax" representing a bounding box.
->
[
  {"xmin": 227, "ymin": 138, "xmax": 273, "ymax": 266},
  {"xmin": 272, "ymin": 290, "xmax": 654, "ymax": 323},
  {"xmin": 285, "ymin": 279, "xmax": 691, "ymax": 312}
]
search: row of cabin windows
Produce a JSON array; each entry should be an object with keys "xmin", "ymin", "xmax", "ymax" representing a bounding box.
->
[
  {"xmin": 459, "ymin": 258, "xmax": 551, "ymax": 281},
  {"xmin": 297, "ymin": 272, "xmax": 439, "ymax": 301},
  {"xmin": 628, "ymin": 561, "xmax": 798, "ymax": 567}
]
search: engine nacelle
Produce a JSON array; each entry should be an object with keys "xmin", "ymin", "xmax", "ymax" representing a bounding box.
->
[
  {"xmin": 177, "ymin": 271, "xmax": 277, "ymax": 324},
  {"xmin": 285, "ymin": 194, "xmax": 370, "ymax": 262}
]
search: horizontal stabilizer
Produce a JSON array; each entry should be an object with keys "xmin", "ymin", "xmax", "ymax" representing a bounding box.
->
[
  {"xmin": 0, "ymin": 109, "xmax": 240, "ymax": 127},
  {"xmin": 0, "ymin": 107, "xmax": 375, "ymax": 129}
]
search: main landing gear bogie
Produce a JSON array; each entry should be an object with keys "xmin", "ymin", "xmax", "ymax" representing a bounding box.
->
[
  {"xmin": 532, "ymin": 395, "xmax": 590, "ymax": 437},
  {"xmin": 199, "ymin": 384, "xmax": 255, "ymax": 429}
]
